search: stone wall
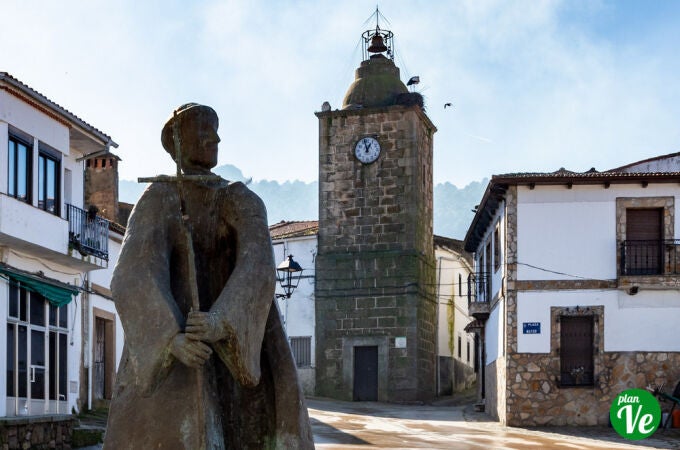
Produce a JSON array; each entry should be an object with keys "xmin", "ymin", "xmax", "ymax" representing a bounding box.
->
[
  {"xmin": 452, "ymin": 358, "xmax": 476, "ymax": 392},
  {"xmin": 315, "ymin": 105, "xmax": 437, "ymax": 402},
  {"xmin": 505, "ymin": 351, "xmax": 680, "ymax": 426},
  {"xmin": 297, "ymin": 367, "xmax": 315, "ymax": 397},
  {"xmin": 0, "ymin": 415, "xmax": 75, "ymax": 449}
]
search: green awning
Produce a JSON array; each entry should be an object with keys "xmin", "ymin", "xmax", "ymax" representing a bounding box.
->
[{"xmin": 0, "ymin": 266, "xmax": 79, "ymax": 307}]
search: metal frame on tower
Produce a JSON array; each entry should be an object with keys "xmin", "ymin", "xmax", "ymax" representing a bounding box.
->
[{"xmin": 361, "ymin": 7, "xmax": 394, "ymax": 61}]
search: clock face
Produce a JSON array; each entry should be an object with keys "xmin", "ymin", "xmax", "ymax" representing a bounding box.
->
[{"xmin": 354, "ymin": 137, "xmax": 381, "ymax": 164}]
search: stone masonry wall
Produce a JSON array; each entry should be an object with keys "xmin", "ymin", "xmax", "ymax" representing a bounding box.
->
[
  {"xmin": 315, "ymin": 105, "xmax": 437, "ymax": 402},
  {"xmin": 505, "ymin": 351, "xmax": 680, "ymax": 426},
  {"xmin": 0, "ymin": 416, "xmax": 74, "ymax": 449}
]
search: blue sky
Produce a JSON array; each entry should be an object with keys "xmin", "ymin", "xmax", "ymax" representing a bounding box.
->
[{"xmin": 3, "ymin": 0, "xmax": 679, "ymax": 186}]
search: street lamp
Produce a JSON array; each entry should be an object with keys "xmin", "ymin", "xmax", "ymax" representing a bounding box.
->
[{"xmin": 276, "ymin": 254, "xmax": 303, "ymax": 299}]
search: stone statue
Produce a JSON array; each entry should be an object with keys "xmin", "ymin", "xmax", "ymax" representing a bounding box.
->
[{"xmin": 104, "ymin": 104, "xmax": 313, "ymax": 449}]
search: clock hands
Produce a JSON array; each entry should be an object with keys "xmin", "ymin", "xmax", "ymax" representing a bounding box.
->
[{"xmin": 363, "ymin": 138, "xmax": 371, "ymax": 153}]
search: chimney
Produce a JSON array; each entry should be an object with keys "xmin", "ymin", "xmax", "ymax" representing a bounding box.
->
[{"xmin": 84, "ymin": 153, "xmax": 120, "ymax": 223}]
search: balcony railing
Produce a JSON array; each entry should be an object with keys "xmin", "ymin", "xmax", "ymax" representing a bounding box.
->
[
  {"xmin": 468, "ymin": 272, "xmax": 492, "ymax": 304},
  {"xmin": 67, "ymin": 204, "xmax": 109, "ymax": 260},
  {"xmin": 620, "ymin": 240, "xmax": 680, "ymax": 276}
]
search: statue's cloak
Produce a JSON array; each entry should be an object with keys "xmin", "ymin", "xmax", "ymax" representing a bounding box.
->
[{"xmin": 104, "ymin": 180, "xmax": 313, "ymax": 449}]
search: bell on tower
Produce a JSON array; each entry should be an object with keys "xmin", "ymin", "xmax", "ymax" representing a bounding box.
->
[
  {"xmin": 343, "ymin": 8, "xmax": 423, "ymax": 110},
  {"xmin": 367, "ymin": 33, "xmax": 388, "ymax": 55},
  {"xmin": 361, "ymin": 7, "xmax": 394, "ymax": 61}
]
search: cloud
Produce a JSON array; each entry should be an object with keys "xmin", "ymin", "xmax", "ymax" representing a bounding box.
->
[{"xmin": 2, "ymin": 0, "xmax": 678, "ymax": 186}]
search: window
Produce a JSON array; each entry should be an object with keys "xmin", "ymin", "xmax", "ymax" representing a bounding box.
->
[
  {"xmin": 457, "ymin": 335, "xmax": 462, "ymax": 358},
  {"xmin": 38, "ymin": 150, "xmax": 60, "ymax": 215},
  {"xmin": 623, "ymin": 208, "xmax": 663, "ymax": 275},
  {"xmin": 8, "ymin": 135, "xmax": 32, "ymax": 203},
  {"xmin": 458, "ymin": 273, "xmax": 462, "ymax": 298},
  {"xmin": 289, "ymin": 336, "xmax": 311, "ymax": 368},
  {"xmin": 466, "ymin": 340, "xmax": 470, "ymax": 363},
  {"xmin": 494, "ymin": 223, "xmax": 501, "ymax": 272},
  {"xmin": 7, "ymin": 281, "xmax": 69, "ymax": 414},
  {"xmin": 616, "ymin": 197, "xmax": 675, "ymax": 277},
  {"xmin": 560, "ymin": 316, "xmax": 593, "ymax": 387}
]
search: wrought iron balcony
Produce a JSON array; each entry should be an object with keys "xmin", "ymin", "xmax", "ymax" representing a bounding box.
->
[
  {"xmin": 67, "ymin": 204, "xmax": 109, "ymax": 260},
  {"xmin": 468, "ymin": 272, "xmax": 492, "ymax": 303},
  {"xmin": 620, "ymin": 240, "xmax": 680, "ymax": 276},
  {"xmin": 467, "ymin": 272, "xmax": 492, "ymax": 319}
]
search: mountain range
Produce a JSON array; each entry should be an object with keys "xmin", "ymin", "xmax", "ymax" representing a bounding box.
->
[{"xmin": 119, "ymin": 164, "xmax": 487, "ymax": 240}]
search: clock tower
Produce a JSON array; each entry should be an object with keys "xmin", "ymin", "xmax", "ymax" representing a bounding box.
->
[{"xmin": 314, "ymin": 23, "xmax": 437, "ymax": 402}]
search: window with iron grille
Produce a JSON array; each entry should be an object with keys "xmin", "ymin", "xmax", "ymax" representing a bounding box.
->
[
  {"xmin": 289, "ymin": 336, "xmax": 311, "ymax": 368},
  {"xmin": 560, "ymin": 316, "xmax": 594, "ymax": 387}
]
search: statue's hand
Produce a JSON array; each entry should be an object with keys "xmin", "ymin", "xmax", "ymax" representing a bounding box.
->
[
  {"xmin": 170, "ymin": 333, "xmax": 212, "ymax": 368},
  {"xmin": 186, "ymin": 311, "xmax": 225, "ymax": 343}
]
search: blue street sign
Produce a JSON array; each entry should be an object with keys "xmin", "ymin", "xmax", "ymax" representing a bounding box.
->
[{"xmin": 523, "ymin": 322, "xmax": 541, "ymax": 334}]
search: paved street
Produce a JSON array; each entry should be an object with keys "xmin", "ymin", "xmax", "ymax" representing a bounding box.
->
[
  {"xmin": 76, "ymin": 397, "xmax": 680, "ymax": 449},
  {"xmin": 308, "ymin": 398, "xmax": 680, "ymax": 449}
]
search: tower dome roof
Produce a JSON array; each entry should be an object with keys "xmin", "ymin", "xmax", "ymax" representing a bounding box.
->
[{"xmin": 342, "ymin": 55, "xmax": 408, "ymax": 110}]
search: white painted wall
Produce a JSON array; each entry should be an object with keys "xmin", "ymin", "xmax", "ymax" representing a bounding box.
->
[
  {"xmin": 516, "ymin": 184, "xmax": 680, "ymax": 281},
  {"xmin": 272, "ymin": 236, "xmax": 316, "ymax": 353},
  {"xmin": 435, "ymin": 247, "xmax": 475, "ymax": 368},
  {"xmin": 0, "ymin": 195, "xmax": 70, "ymax": 254},
  {"xmin": 485, "ymin": 300, "xmax": 502, "ymax": 364},
  {"xmin": 517, "ymin": 289, "xmax": 680, "ymax": 352},
  {"xmin": 88, "ymin": 235, "xmax": 125, "ymax": 371},
  {"xmin": 0, "ymin": 92, "xmax": 70, "ymax": 157},
  {"xmin": 474, "ymin": 202, "xmax": 506, "ymax": 303},
  {"xmin": 272, "ymin": 235, "xmax": 316, "ymax": 395}
]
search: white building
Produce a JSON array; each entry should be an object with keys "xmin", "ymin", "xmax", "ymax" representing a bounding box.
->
[
  {"xmin": 464, "ymin": 153, "xmax": 680, "ymax": 426},
  {"xmin": 0, "ymin": 72, "xmax": 124, "ymax": 435},
  {"xmin": 434, "ymin": 235, "xmax": 475, "ymax": 395},
  {"xmin": 270, "ymin": 221, "xmax": 318, "ymax": 396}
]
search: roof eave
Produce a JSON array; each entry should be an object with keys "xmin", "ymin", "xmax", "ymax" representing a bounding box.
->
[{"xmin": 0, "ymin": 72, "xmax": 118, "ymax": 149}]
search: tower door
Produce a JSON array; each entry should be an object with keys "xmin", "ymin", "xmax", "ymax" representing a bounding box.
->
[{"xmin": 353, "ymin": 346, "xmax": 378, "ymax": 401}]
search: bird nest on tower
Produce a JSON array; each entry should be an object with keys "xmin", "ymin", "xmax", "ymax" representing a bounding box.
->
[{"xmin": 395, "ymin": 92, "xmax": 425, "ymax": 111}]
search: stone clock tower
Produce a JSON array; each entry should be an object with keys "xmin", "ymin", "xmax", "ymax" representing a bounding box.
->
[{"xmin": 314, "ymin": 24, "xmax": 437, "ymax": 402}]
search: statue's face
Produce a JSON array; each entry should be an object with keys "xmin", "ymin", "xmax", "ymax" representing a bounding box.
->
[{"xmin": 182, "ymin": 114, "xmax": 220, "ymax": 171}]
